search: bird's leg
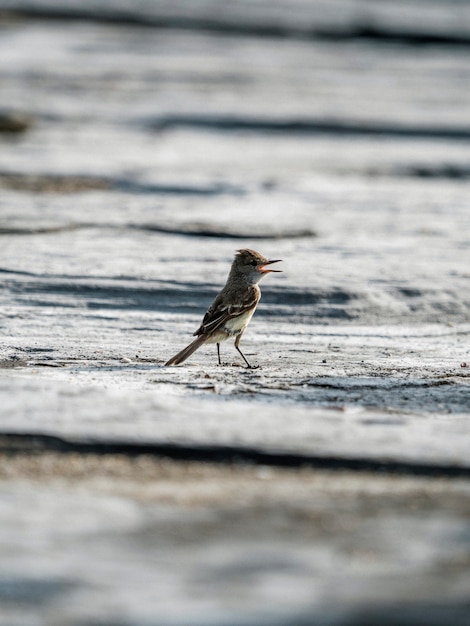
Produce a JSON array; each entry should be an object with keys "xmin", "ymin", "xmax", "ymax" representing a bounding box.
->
[
  {"xmin": 236, "ymin": 345, "xmax": 254, "ymax": 368},
  {"xmin": 217, "ymin": 343, "xmax": 222, "ymax": 366},
  {"xmin": 235, "ymin": 335, "xmax": 259, "ymax": 369}
]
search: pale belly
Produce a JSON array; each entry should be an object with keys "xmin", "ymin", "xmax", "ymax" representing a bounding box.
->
[{"xmin": 206, "ymin": 308, "xmax": 256, "ymax": 344}]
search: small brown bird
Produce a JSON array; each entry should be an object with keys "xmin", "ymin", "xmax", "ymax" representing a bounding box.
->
[{"xmin": 165, "ymin": 249, "xmax": 282, "ymax": 368}]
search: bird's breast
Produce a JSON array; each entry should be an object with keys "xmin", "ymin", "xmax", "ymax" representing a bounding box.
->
[
  {"xmin": 224, "ymin": 308, "xmax": 256, "ymax": 334},
  {"xmin": 205, "ymin": 307, "xmax": 256, "ymax": 344}
]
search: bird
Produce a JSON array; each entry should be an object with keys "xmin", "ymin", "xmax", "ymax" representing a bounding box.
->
[{"xmin": 165, "ymin": 249, "xmax": 282, "ymax": 368}]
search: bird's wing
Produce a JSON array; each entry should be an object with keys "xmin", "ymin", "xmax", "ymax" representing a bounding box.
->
[{"xmin": 193, "ymin": 288, "xmax": 260, "ymax": 337}]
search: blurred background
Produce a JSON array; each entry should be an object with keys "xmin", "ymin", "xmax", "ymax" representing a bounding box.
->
[
  {"xmin": 1, "ymin": 0, "xmax": 469, "ymax": 321},
  {"xmin": 1, "ymin": 0, "xmax": 469, "ymax": 319}
]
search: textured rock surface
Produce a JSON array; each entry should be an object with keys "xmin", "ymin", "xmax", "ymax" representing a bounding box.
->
[{"xmin": 0, "ymin": 1, "xmax": 469, "ymax": 624}]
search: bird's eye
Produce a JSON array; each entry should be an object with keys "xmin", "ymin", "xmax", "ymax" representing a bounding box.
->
[{"xmin": 250, "ymin": 259, "xmax": 257, "ymax": 266}]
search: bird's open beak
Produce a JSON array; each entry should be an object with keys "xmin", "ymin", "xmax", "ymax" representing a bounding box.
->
[{"xmin": 259, "ymin": 259, "xmax": 283, "ymax": 273}]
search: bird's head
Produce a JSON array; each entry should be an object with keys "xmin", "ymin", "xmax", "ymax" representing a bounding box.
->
[{"xmin": 232, "ymin": 249, "xmax": 283, "ymax": 283}]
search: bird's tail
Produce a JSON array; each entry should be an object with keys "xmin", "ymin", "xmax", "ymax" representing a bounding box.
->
[{"xmin": 165, "ymin": 335, "xmax": 207, "ymax": 366}]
